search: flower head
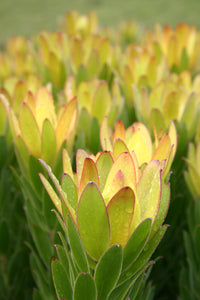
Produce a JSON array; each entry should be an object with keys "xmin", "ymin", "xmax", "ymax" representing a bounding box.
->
[{"xmin": 40, "ymin": 137, "xmax": 171, "ymax": 261}]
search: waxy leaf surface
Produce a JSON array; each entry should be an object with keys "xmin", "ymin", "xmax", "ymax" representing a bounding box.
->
[
  {"xmin": 77, "ymin": 182, "xmax": 110, "ymax": 261},
  {"xmin": 107, "ymin": 187, "xmax": 135, "ymax": 247}
]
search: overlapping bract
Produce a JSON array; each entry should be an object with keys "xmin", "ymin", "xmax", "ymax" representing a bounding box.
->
[
  {"xmin": 0, "ymin": 86, "xmax": 77, "ymax": 168},
  {"xmin": 100, "ymin": 117, "xmax": 177, "ymax": 179},
  {"xmin": 133, "ymin": 71, "xmax": 200, "ymax": 137},
  {"xmin": 40, "ymin": 121, "xmax": 176, "ymax": 261}
]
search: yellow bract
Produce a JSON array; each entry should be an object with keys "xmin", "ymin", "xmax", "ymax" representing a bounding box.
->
[{"xmin": 100, "ymin": 117, "xmax": 177, "ymax": 179}]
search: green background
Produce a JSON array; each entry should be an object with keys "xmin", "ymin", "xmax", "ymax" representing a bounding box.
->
[{"xmin": 1, "ymin": 0, "xmax": 200, "ymax": 46}]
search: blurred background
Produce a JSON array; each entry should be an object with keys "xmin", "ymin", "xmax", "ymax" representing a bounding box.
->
[{"xmin": 1, "ymin": 0, "xmax": 200, "ymax": 46}]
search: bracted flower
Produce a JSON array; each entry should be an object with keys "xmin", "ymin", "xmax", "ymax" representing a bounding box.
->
[
  {"xmin": 100, "ymin": 117, "xmax": 177, "ymax": 180},
  {"xmin": 0, "ymin": 86, "xmax": 77, "ymax": 169},
  {"xmin": 40, "ymin": 143, "xmax": 171, "ymax": 262}
]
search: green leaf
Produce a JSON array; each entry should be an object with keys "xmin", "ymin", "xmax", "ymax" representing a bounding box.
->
[
  {"xmin": 29, "ymin": 155, "xmax": 45, "ymax": 197},
  {"xmin": 52, "ymin": 259, "xmax": 72, "ymax": 300},
  {"xmin": 74, "ymin": 273, "xmax": 97, "ymax": 300},
  {"xmin": 41, "ymin": 119, "xmax": 56, "ymax": 166},
  {"xmin": 119, "ymin": 225, "xmax": 167, "ymax": 284},
  {"xmin": 122, "ymin": 218, "xmax": 152, "ymax": 273},
  {"xmin": 39, "ymin": 173, "xmax": 62, "ymax": 215},
  {"xmin": 43, "ymin": 189, "xmax": 58, "ymax": 229},
  {"xmin": 77, "ymin": 182, "xmax": 110, "ymax": 261},
  {"xmin": 61, "ymin": 173, "xmax": 78, "ymax": 212},
  {"xmin": 33, "ymin": 289, "xmax": 43, "ymax": 300},
  {"xmin": 57, "ymin": 231, "xmax": 78, "ymax": 284},
  {"xmin": 66, "ymin": 215, "xmax": 90, "ymax": 273},
  {"xmin": 89, "ymin": 117, "xmax": 100, "ymax": 154},
  {"xmin": 94, "ymin": 245, "xmax": 122, "ymax": 300},
  {"xmin": 55, "ymin": 244, "xmax": 70, "ymax": 280},
  {"xmin": 108, "ymin": 262, "xmax": 152, "ymax": 300},
  {"xmin": 24, "ymin": 197, "xmax": 46, "ymax": 230},
  {"xmin": 39, "ymin": 159, "xmax": 76, "ymax": 221},
  {"xmin": 29, "ymin": 223, "xmax": 53, "ymax": 267}
]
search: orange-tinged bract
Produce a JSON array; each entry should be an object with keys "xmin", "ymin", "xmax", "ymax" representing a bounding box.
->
[
  {"xmin": 100, "ymin": 117, "xmax": 177, "ymax": 180},
  {"xmin": 144, "ymin": 23, "xmax": 200, "ymax": 73},
  {"xmin": 133, "ymin": 72, "xmax": 200, "ymax": 138},
  {"xmin": 0, "ymin": 86, "xmax": 77, "ymax": 168},
  {"xmin": 40, "ymin": 120, "xmax": 173, "ymax": 261}
]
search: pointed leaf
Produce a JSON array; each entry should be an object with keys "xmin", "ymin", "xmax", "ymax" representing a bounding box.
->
[
  {"xmin": 107, "ymin": 187, "xmax": 135, "ymax": 247},
  {"xmin": 94, "ymin": 245, "xmax": 122, "ymax": 300},
  {"xmin": 74, "ymin": 273, "xmax": 97, "ymax": 300},
  {"xmin": 77, "ymin": 182, "xmax": 110, "ymax": 261}
]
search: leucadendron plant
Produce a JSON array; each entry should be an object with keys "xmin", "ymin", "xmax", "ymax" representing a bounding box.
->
[
  {"xmin": 0, "ymin": 85, "xmax": 77, "ymax": 299},
  {"xmin": 39, "ymin": 120, "xmax": 177, "ymax": 299},
  {"xmin": 1, "ymin": 85, "xmax": 77, "ymax": 175},
  {"xmin": 133, "ymin": 72, "xmax": 200, "ymax": 140},
  {"xmin": 144, "ymin": 23, "xmax": 200, "ymax": 74},
  {"xmin": 63, "ymin": 76, "xmax": 124, "ymax": 153}
]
